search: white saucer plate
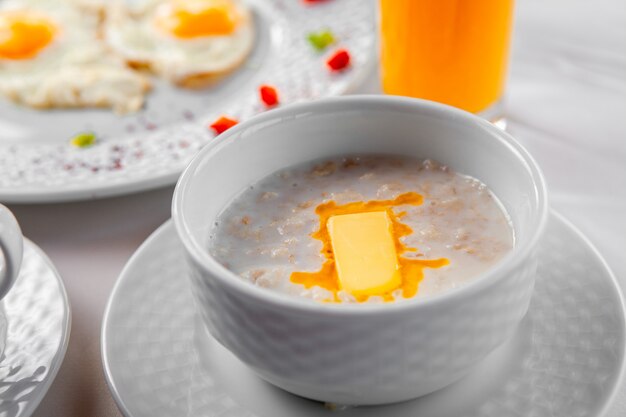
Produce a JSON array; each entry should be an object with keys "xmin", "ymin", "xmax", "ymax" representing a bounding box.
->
[
  {"xmin": 0, "ymin": 240, "xmax": 71, "ymax": 416},
  {"xmin": 0, "ymin": 0, "xmax": 375, "ymax": 203},
  {"xmin": 102, "ymin": 212, "xmax": 626, "ymax": 417}
]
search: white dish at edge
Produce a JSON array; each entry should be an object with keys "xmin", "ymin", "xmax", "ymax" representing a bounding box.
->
[
  {"xmin": 101, "ymin": 211, "xmax": 626, "ymax": 417},
  {"xmin": 0, "ymin": 239, "xmax": 71, "ymax": 416}
]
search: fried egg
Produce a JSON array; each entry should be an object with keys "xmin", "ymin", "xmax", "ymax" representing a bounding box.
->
[
  {"xmin": 0, "ymin": 0, "xmax": 151, "ymax": 114},
  {"xmin": 105, "ymin": 0, "xmax": 254, "ymax": 88}
]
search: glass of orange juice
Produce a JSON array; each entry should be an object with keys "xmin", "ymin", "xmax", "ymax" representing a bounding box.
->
[{"xmin": 379, "ymin": 0, "xmax": 514, "ymax": 124}]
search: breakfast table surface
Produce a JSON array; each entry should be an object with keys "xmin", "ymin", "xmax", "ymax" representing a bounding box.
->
[{"xmin": 4, "ymin": 0, "xmax": 626, "ymax": 416}]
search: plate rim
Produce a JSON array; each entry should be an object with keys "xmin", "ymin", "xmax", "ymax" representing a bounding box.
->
[
  {"xmin": 0, "ymin": 71, "xmax": 375, "ymax": 205},
  {"xmin": 555, "ymin": 212, "xmax": 626, "ymax": 417},
  {"xmin": 100, "ymin": 209, "xmax": 626, "ymax": 417},
  {"xmin": 101, "ymin": 219, "xmax": 173, "ymax": 417},
  {"xmin": 2, "ymin": 238, "xmax": 72, "ymax": 417}
]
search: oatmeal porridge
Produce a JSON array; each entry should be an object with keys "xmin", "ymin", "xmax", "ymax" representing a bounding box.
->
[{"xmin": 208, "ymin": 155, "xmax": 514, "ymax": 304}]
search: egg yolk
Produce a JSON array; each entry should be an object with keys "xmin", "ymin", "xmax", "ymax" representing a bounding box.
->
[
  {"xmin": 155, "ymin": 0, "xmax": 240, "ymax": 38},
  {"xmin": 0, "ymin": 11, "xmax": 56, "ymax": 60}
]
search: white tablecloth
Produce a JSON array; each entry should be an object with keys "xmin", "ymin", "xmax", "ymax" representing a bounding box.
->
[{"xmin": 6, "ymin": 0, "xmax": 626, "ymax": 415}]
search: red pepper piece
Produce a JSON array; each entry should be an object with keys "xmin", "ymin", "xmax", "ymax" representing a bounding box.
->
[
  {"xmin": 326, "ymin": 48, "xmax": 351, "ymax": 71},
  {"xmin": 259, "ymin": 84, "xmax": 279, "ymax": 107},
  {"xmin": 209, "ymin": 116, "xmax": 238, "ymax": 134}
]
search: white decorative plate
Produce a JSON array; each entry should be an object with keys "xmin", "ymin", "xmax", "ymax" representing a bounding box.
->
[
  {"xmin": 0, "ymin": 240, "xmax": 71, "ymax": 416},
  {"xmin": 0, "ymin": 0, "xmax": 375, "ymax": 203},
  {"xmin": 101, "ymin": 211, "xmax": 626, "ymax": 417}
]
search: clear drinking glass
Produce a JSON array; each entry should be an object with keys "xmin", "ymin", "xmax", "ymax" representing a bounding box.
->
[{"xmin": 379, "ymin": 0, "xmax": 514, "ymax": 126}]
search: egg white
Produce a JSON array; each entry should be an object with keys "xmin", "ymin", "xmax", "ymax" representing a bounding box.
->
[
  {"xmin": 104, "ymin": 0, "xmax": 254, "ymax": 88},
  {"xmin": 0, "ymin": 0, "xmax": 151, "ymax": 114}
]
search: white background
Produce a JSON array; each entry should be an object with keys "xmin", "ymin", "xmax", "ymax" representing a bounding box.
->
[{"xmin": 5, "ymin": 0, "xmax": 626, "ymax": 415}]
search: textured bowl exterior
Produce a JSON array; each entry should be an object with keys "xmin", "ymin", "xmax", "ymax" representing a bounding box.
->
[{"xmin": 187, "ymin": 251, "xmax": 537, "ymax": 405}]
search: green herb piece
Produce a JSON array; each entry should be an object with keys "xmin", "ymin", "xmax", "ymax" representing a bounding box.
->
[
  {"xmin": 307, "ymin": 29, "xmax": 335, "ymax": 51},
  {"xmin": 71, "ymin": 132, "xmax": 96, "ymax": 148}
]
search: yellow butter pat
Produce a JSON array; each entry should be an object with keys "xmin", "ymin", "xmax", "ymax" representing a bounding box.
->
[{"xmin": 327, "ymin": 211, "xmax": 401, "ymax": 297}]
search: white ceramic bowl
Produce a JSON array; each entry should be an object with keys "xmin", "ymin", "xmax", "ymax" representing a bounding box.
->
[{"xmin": 173, "ymin": 96, "xmax": 549, "ymax": 405}]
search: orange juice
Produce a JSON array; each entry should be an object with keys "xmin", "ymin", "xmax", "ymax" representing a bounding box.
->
[{"xmin": 380, "ymin": 0, "xmax": 514, "ymax": 114}]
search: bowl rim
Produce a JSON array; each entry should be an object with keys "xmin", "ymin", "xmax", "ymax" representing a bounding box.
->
[{"xmin": 172, "ymin": 95, "xmax": 549, "ymax": 317}]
